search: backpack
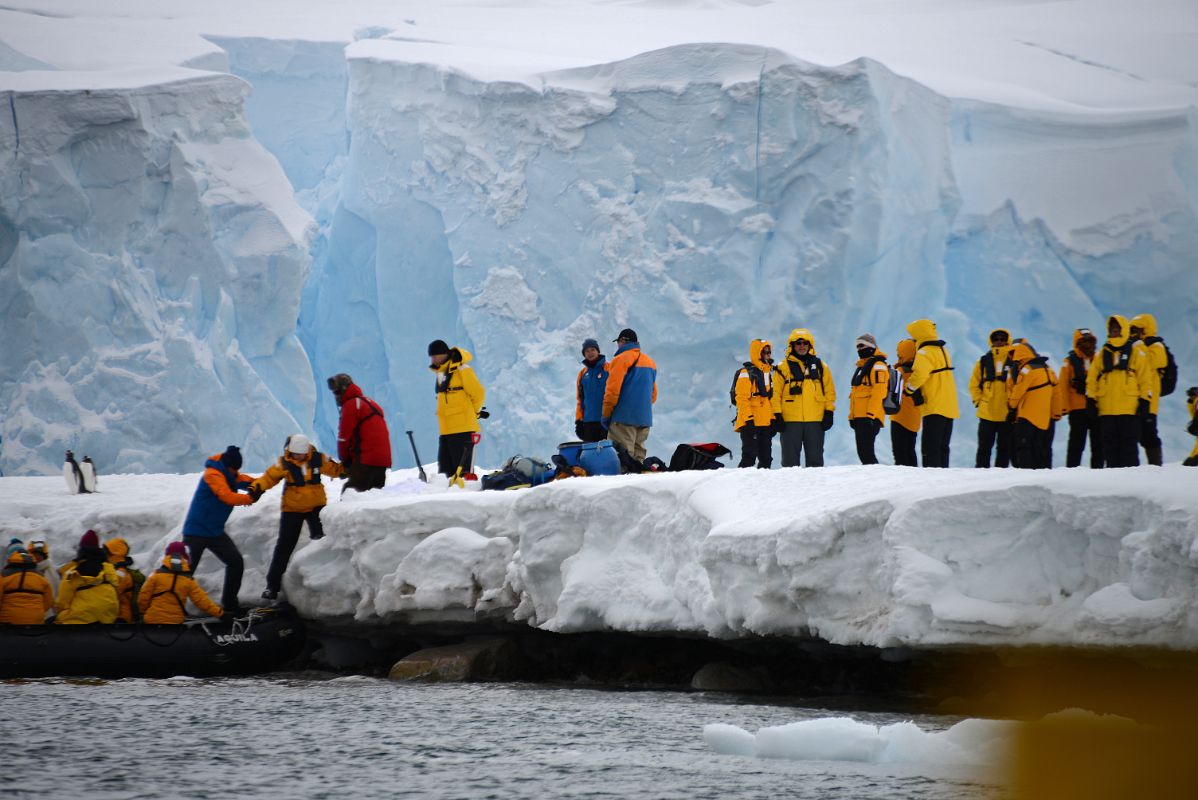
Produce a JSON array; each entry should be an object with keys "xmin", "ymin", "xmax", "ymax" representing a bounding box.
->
[
  {"xmin": 1065, "ymin": 352, "xmax": 1087, "ymax": 395},
  {"xmin": 729, "ymin": 363, "xmax": 769, "ymax": 406},
  {"xmin": 882, "ymin": 366, "xmax": 905, "ymax": 415},
  {"xmin": 668, "ymin": 443, "xmax": 732, "ymax": 472},
  {"xmin": 481, "ymin": 456, "xmax": 553, "ymax": 491},
  {"xmin": 1144, "ymin": 337, "xmax": 1177, "ymax": 396}
]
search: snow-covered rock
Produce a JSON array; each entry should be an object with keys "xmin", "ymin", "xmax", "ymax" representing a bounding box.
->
[{"xmin": 3, "ymin": 465, "xmax": 1196, "ymax": 650}]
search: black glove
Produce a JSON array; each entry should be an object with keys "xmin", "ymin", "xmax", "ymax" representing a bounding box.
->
[
  {"xmin": 246, "ymin": 486, "xmax": 263, "ymax": 502},
  {"xmin": 1085, "ymin": 397, "xmax": 1098, "ymax": 416},
  {"xmin": 1006, "ymin": 407, "xmax": 1017, "ymax": 423},
  {"xmin": 574, "ymin": 420, "xmax": 585, "ymax": 440},
  {"xmin": 772, "ymin": 414, "xmax": 783, "ymax": 435},
  {"xmin": 822, "ymin": 411, "xmax": 834, "ymax": 431},
  {"xmin": 1137, "ymin": 399, "xmax": 1150, "ymax": 419}
]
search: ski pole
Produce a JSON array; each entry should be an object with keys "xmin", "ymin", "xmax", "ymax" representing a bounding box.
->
[{"xmin": 406, "ymin": 430, "xmax": 428, "ymax": 483}]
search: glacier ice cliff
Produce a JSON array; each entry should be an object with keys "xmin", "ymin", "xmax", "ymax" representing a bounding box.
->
[
  {"xmin": 0, "ymin": 69, "xmax": 315, "ymax": 473},
  {"xmin": 1, "ymin": 7, "xmax": 1197, "ymax": 474}
]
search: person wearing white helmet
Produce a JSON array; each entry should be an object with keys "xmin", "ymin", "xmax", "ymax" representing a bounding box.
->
[{"xmin": 247, "ymin": 434, "xmax": 346, "ymax": 601}]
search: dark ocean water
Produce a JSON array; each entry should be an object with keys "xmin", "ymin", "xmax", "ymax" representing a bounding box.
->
[{"xmin": 0, "ymin": 676, "xmax": 1001, "ymax": 799}]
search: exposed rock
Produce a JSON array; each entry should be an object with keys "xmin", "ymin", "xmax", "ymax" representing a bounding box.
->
[
  {"xmin": 691, "ymin": 661, "xmax": 770, "ymax": 693},
  {"xmin": 388, "ymin": 637, "xmax": 525, "ymax": 682}
]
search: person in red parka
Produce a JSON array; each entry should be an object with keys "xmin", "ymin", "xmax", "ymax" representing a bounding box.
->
[{"xmin": 328, "ymin": 373, "xmax": 392, "ymax": 492}]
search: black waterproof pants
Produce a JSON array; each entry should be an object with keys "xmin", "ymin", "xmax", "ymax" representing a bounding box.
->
[
  {"xmin": 738, "ymin": 425, "xmax": 775, "ymax": 468},
  {"xmin": 1013, "ymin": 419, "xmax": 1050, "ymax": 469},
  {"xmin": 975, "ymin": 419, "xmax": 1011, "ymax": 468},
  {"xmin": 780, "ymin": 422, "xmax": 824, "ymax": 467},
  {"xmin": 1066, "ymin": 409, "xmax": 1102, "ymax": 468},
  {"xmin": 921, "ymin": 415, "xmax": 953, "ymax": 468},
  {"xmin": 438, "ymin": 432, "xmax": 475, "ymax": 476},
  {"xmin": 850, "ymin": 418, "xmax": 881, "ymax": 465},
  {"xmin": 183, "ymin": 533, "xmax": 244, "ymax": 612},
  {"xmin": 891, "ymin": 423, "xmax": 919, "ymax": 467},
  {"xmin": 343, "ymin": 463, "xmax": 387, "ymax": 493},
  {"xmin": 1100, "ymin": 415, "xmax": 1140, "ymax": 468},
  {"xmin": 1140, "ymin": 413, "xmax": 1162, "ymax": 465},
  {"xmin": 265, "ymin": 509, "xmax": 325, "ymax": 594}
]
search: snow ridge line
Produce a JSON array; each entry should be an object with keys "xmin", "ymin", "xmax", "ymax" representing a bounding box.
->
[{"xmin": 7, "ymin": 94, "xmax": 17, "ymax": 157}]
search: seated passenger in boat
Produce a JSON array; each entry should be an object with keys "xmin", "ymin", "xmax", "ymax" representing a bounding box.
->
[
  {"xmin": 139, "ymin": 542, "xmax": 224, "ymax": 624},
  {"xmin": 26, "ymin": 539, "xmax": 59, "ymax": 596},
  {"xmin": 0, "ymin": 548, "xmax": 55, "ymax": 624},
  {"xmin": 55, "ymin": 530, "xmax": 121, "ymax": 624},
  {"xmin": 105, "ymin": 537, "xmax": 145, "ymax": 623}
]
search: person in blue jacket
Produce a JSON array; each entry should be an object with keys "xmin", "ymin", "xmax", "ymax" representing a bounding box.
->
[
  {"xmin": 601, "ymin": 329, "xmax": 658, "ymax": 463},
  {"xmin": 181, "ymin": 445, "xmax": 257, "ymax": 614},
  {"xmin": 574, "ymin": 338, "xmax": 610, "ymax": 443}
]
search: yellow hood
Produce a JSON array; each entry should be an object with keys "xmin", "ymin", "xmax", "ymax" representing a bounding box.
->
[
  {"xmin": 1130, "ymin": 313, "xmax": 1158, "ymax": 337},
  {"xmin": 105, "ymin": 538, "xmax": 130, "ymax": 564},
  {"xmin": 1106, "ymin": 315, "xmax": 1131, "ymax": 347},
  {"xmin": 1072, "ymin": 327, "xmax": 1096, "ymax": 350},
  {"xmin": 896, "ymin": 338, "xmax": 917, "ymax": 364},
  {"xmin": 749, "ymin": 338, "xmax": 773, "ymax": 369},
  {"xmin": 787, "ymin": 328, "xmax": 817, "ymax": 355},
  {"xmin": 906, "ymin": 319, "xmax": 938, "ymax": 344}
]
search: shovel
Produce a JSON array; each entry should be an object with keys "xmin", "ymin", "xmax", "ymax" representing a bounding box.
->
[{"xmin": 406, "ymin": 430, "xmax": 428, "ymax": 483}]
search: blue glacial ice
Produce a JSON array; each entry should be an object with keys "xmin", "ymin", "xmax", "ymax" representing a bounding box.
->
[{"xmin": 2, "ymin": 32, "xmax": 1196, "ymax": 474}]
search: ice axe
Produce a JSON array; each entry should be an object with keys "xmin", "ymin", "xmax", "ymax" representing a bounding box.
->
[{"xmin": 405, "ymin": 430, "xmax": 428, "ymax": 483}]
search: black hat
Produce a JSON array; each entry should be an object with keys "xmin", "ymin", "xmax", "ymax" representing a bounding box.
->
[
  {"xmin": 222, "ymin": 445, "xmax": 243, "ymax": 471},
  {"xmin": 613, "ymin": 328, "xmax": 638, "ymax": 343},
  {"xmin": 428, "ymin": 340, "xmax": 450, "ymax": 357},
  {"xmin": 1187, "ymin": 386, "xmax": 1198, "ymax": 398}
]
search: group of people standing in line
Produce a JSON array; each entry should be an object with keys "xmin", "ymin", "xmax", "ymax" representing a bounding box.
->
[
  {"xmin": 6, "ymin": 314, "xmax": 1193, "ymax": 625},
  {"xmin": 725, "ymin": 313, "xmax": 1196, "ymax": 471}
]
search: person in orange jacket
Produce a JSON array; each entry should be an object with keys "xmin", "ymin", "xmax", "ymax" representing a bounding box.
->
[
  {"xmin": 848, "ymin": 334, "xmax": 888, "ymax": 465},
  {"xmin": 602, "ymin": 328, "xmax": 658, "ymax": 465},
  {"xmin": 248, "ymin": 434, "xmax": 346, "ymax": 601},
  {"xmin": 139, "ymin": 542, "xmax": 223, "ymax": 624},
  {"xmin": 0, "ymin": 548, "xmax": 55, "ymax": 624},
  {"xmin": 889, "ymin": 338, "xmax": 921, "ymax": 466},
  {"xmin": 1007, "ymin": 342, "xmax": 1059, "ymax": 469},
  {"xmin": 104, "ymin": 537, "xmax": 144, "ymax": 623},
  {"xmin": 1057, "ymin": 328, "xmax": 1101, "ymax": 468},
  {"xmin": 733, "ymin": 339, "xmax": 778, "ymax": 468}
]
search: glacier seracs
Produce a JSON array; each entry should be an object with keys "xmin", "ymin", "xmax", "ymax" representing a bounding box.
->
[{"xmin": 0, "ymin": 1, "xmax": 1196, "ymax": 474}]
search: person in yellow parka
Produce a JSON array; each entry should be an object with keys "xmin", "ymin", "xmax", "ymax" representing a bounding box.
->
[
  {"xmin": 969, "ymin": 328, "xmax": 1015, "ymax": 468},
  {"xmin": 889, "ymin": 338, "xmax": 922, "ymax": 466},
  {"xmin": 1184, "ymin": 387, "xmax": 1198, "ymax": 467},
  {"xmin": 139, "ymin": 542, "xmax": 223, "ymax": 624},
  {"xmin": 734, "ymin": 338, "xmax": 778, "ymax": 469},
  {"xmin": 1007, "ymin": 342, "xmax": 1059, "ymax": 469},
  {"xmin": 248, "ymin": 434, "xmax": 346, "ymax": 601},
  {"xmin": 1057, "ymin": 327, "xmax": 1101, "ymax": 468},
  {"xmin": 428, "ymin": 340, "xmax": 486, "ymax": 477},
  {"xmin": 55, "ymin": 530, "xmax": 120, "ymax": 624},
  {"xmin": 905, "ymin": 319, "xmax": 960, "ymax": 468},
  {"xmin": 1086, "ymin": 315, "xmax": 1152, "ymax": 468},
  {"xmin": 847, "ymin": 333, "xmax": 888, "ymax": 465},
  {"xmin": 773, "ymin": 328, "xmax": 835, "ymax": 467},
  {"xmin": 0, "ymin": 548, "xmax": 55, "ymax": 624},
  {"xmin": 1129, "ymin": 313, "xmax": 1168, "ymax": 466}
]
